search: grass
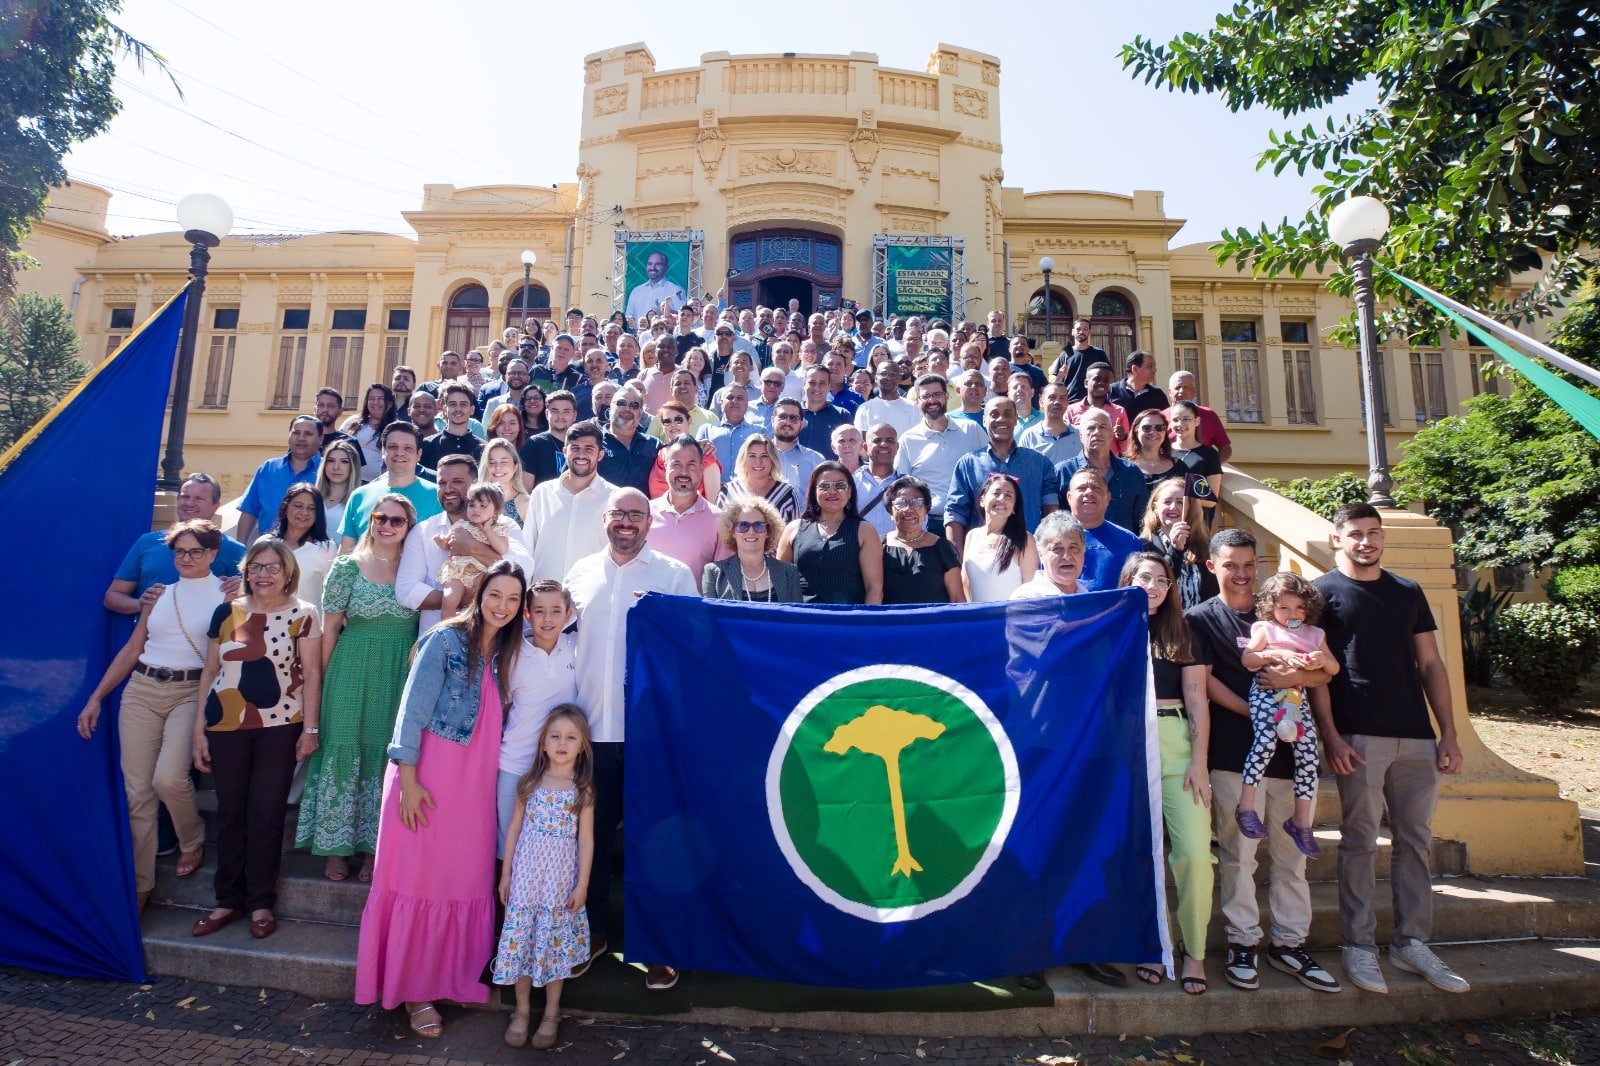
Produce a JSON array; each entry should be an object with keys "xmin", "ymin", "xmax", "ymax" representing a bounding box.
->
[{"xmin": 1469, "ymin": 669, "xmax": 1600, "ymax": 809}]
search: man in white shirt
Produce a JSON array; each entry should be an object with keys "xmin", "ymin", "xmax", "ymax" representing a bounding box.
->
[
  {"xmin": 893, "ymin": 374, "xmax": 985, "ymax": 534},
  {"xmin": 853, "ymin": 358, "xmax": 920, "ymax": 437},
  {"xmin": 566, "ymin": 486, "xmax": 698, "ymax": 989},
  {"xmin": 625, "ymin": 251, "xmax": 687, "ymax": 321},
  {"xmin": 395, "ymin": 454, "xmax": 534, "ymax": 633},
  {"xmin": 522, "ymin": 422, "xmax": 615, "ymax": 582}
]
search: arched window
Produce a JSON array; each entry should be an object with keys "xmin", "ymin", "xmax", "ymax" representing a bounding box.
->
[
  {"xmin": 1024, "ymin": 288, "xmax": 1074, "ymax": 348},
  {"xmin": 445, "ymin": 284, "xmax": 490, "ymax": 354},
  {"xmin": 506, "ymin": 284, "xmax": 551, "ymax": 329},
  {"xmin": 1090, "ymin": 291, "xmax": 1137, "ymax": 376}
]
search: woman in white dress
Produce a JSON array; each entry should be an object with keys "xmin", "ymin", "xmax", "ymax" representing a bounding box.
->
[{"xmin": 961, "ymin": 473, "xmax": 1039, "ymax": 602}]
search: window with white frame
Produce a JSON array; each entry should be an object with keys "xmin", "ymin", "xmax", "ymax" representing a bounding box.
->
[
  {"xmin": 271, "ymin": 307, "xmax": 310, "ymax": 410},
  {"xmin": 383, "ymin": 308, "xmax": 410, "ymax": 380},
  {"xmin": 1171, "ymin": 318, "xmax": 1202, "ymax": 390},
  {"xmin": 200, "ymin": 307, "xmax": 238, "ymax": 408},
  {"xmin": 325, "ymin": 308, "xmax": 367, "ymax": 410},
  {"xmin": 1281, "ymin": 320, "xmax": 1318, "ymax": 425},
  {"xmin": 1409, "ymin": 348, "xmax": 1448, "ymax": 425},
  {"xmin": 106, "ymin": 306, "xmax": 135, "ymax": 356},
  {"xmin": 1220, "ymin": 320, "xmax": 1263, "ymax": 423}
]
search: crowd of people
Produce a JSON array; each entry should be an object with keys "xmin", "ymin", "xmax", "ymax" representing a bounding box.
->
[{"xmin": 78, "ymin": 297, "xmax": 1469, "ymax": 1049}]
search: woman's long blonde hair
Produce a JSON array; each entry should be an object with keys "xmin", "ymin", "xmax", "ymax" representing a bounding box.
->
[{"xmin": 515, "ymin": 704, "xmax": 595, "ymax": 811}]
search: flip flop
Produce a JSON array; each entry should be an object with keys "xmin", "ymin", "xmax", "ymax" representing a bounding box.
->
[
  {"xmin": 1135, "ymin": 965, "xmax": 1164, "ymax": 986},
  {"xmin": 1181, "ymin": 976, "xmax": 1208, "ymax": 995}
]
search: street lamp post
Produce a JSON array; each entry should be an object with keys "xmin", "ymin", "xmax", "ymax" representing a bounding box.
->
[
  {"xmin": 520, "ymin": 250, "xmax": 536, "ymax": 331},
  {"xmin": 1038, "ymin": 256, "xmax": 1055, "ymax": 348},
  {"xmin": 158, "ymin": 193, "xmax": 233, "ymax": 491},
  {"xmin": 1327, "ymin": 196, "xmax": 1395, "ymax": 507}
]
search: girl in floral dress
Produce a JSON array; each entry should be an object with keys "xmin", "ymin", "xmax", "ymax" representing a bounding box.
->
[{"xmin": 493, "ymin": 706, "xmax": 594, "ymax": 1050}]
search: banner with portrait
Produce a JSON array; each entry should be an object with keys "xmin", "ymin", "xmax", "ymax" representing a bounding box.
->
[{"xmin": 615, "ymin": 230, "xmax": 703, "ymax": 324}]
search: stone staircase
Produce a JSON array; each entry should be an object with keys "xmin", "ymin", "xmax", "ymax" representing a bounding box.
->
[{"xmin": 137, "ymin": 783, "xmax": 1600, "ymax": 1037}]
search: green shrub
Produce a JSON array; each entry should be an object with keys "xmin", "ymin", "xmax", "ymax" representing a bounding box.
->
[
  {"xmin": 1259, "ymin": 471, "xmax": 1369, "ymax": 522},
  {"xmin": 1459, "ymin": 580, "xmax": 1513, "ymax": 687},
  {"xmin": 1549, "ymin": 565, "xmax": 1600, "ymax": 616},
  {"xmin": 1492, "ymin": 603, "xmax": 1600, "ymax": 712}
]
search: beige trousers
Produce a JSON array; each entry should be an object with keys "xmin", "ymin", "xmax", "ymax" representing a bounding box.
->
[{"xmin": 120, "ymin": 673, "xmax": 206, "ymax": 893}]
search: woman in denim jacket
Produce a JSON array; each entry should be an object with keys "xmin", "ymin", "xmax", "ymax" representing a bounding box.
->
[{"xmin": 355, "ymin": 560, "xmax": 527, "ymax": 1039}]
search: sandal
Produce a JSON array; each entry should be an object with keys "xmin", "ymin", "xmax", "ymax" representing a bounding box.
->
[
  {"xmin": 504, "ymin": 1011, "xmax": 530, "ymax": 1048},
  {"xmin": 530, "ymin": 1014, "xmax": 560, "ymax": 1051},
  {"xmin": 1135, "ymin": 965, "xmax": 1164, "ymax": 986},
  {"xmin": 1181, "ymin": 955, "xmax": 1208, "ymax": 996},
  {"xmin": 175, "ymin": 848, "xmax": 204, "ymax": 878},
  {"xmin": 407, "ymin": 1002, "xmax": 442, "ymax": 1039},
  {"xmin": 324, "ymin": 857, "xmax": 350, "ymax": 882}
]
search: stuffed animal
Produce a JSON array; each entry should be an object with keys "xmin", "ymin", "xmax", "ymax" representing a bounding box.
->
[{"xmin": 1273, "ymin": 688, "xmax": 1307, "ymax": 743}]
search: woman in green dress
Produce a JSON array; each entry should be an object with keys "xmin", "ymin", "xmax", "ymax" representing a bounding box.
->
[{"xmin": 296, "ymin": 493, "xmax": 421, "ymax": 882}]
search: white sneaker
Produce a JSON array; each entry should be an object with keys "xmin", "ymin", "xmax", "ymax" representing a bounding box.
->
[
  {"xmin": 1389, "ymin": 941, "xmax": 1471, "ymax": 993},
  {"xmin": 1340, "ymin": 945, "xmax": 1387, "ymax": 994}
]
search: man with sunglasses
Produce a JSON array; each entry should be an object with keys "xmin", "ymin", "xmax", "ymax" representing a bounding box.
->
[
  {"xmin": 596, "ymin": 384, "xmax": 659, "ymax": 494},
  {"xmin": 769, "ymin": 396, "xmax": 824, "ymax": 492},
  {"xmin": 567, "ymin": 486, "xmax": 698, "ymax": 993}
]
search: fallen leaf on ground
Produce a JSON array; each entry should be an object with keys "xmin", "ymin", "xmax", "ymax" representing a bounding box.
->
[
  {"xmin": 1465, "ymin": 1033, "xmax": 1482, "ymax": 1046},
  {"xmin": 176, "ymin": 997, "xmax": 196, "ymax": 1009},
  {"xmin": 1311, "ymin": 1027, "xmax": 1357, "ymax": 1059},
  {"xmin": 144, "ymin": 1010, "xmax": 155, "ymax": 1021}
]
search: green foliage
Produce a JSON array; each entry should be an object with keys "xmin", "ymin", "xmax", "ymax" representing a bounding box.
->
[
  {"xmin": 1121, "ymin": 2, "xmax": 1600, "ymax": 339},
  {"xmin": 0, "ymin": 1, "xmax": 173, "ymax": 273},
  {"xmin": 0, "ymin": 292, "xmax": 89, "ymax": 449},
  {"xmin": 1394, "ymin": 285, "xmax": 1600, "ymax": 569},
  {"xmin": 1459, "ymin": 580, "xmax": 1514, "ymax": 687},
  {"xmin": 1549, "ymin": 566, "xmax": 1600, "ymax": 616},
  {"xmin": 1259, "ymin": 470, "xmax": 1368, "ymax": 521},
  {"xmin": 1492, "ymin": 602, "xmax": 1600, "ymax": 713}
]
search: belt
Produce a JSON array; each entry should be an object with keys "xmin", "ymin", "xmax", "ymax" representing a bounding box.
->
[
  {"xmin": 134, "ymin": 663, "xmax": 202, "ymax": 683},
  {"xmin": 1156, "ymin": 705, "xmax": 1186, "ymax": 719}
]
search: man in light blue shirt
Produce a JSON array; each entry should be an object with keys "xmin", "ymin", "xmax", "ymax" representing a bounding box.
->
[
  {"xmin": 770, "ymin": 397, "xmax": 824, "ymax": 493},
  {"xmin": 944, "ymin": 397, "xmax": 1060, "ymax": 547},
  {"xmin": 1019, "ymin": 383, "xmax": 1085, "ymax": 465},
  {"xmin": 893, "ymin": 374, "xmax": 985, "ymax": 529},
  {"xmin": 698, "ymin": 386, "xmax": 761, "ymax": 473},
  {"xmin": 236, "ymin": 415, "xmax": 322, "ymax": 543}
]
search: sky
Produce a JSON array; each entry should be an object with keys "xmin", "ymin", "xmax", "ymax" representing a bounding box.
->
[{"xmin": 61, "ymin": 0, "xmax": 1371, "ymax": 249}]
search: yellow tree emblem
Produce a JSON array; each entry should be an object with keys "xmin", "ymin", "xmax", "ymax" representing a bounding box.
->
[{"xmin": 824, "ymin": 705, "xmax": 946, "ymax": 878}]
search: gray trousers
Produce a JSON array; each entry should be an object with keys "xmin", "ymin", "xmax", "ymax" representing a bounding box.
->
[{"xmin": 1335, "ymin": 734, "xmax": 1440, "ymax": 948}]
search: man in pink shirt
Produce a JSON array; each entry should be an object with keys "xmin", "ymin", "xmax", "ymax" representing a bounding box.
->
[
  {"xmin": 1168, "ymin": 370, "xmax": 1234, "ymax": 464},
  {"xmin": 647, "ymin": 436, "xmax": 725, "ymax": 576},
  {"xmin": 1066, "ymin": 364, "xmax": 1131, "ymax": 455}
]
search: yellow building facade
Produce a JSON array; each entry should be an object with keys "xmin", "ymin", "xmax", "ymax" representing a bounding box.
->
[{"xmin": 18, "ymin": 40, "xmax": 1544, "ymax": 500}]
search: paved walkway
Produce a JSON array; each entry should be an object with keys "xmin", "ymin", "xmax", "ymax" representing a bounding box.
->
[{"xmin": 2, "ymin": 965, "xmax": 1598, "ymax": 1064}]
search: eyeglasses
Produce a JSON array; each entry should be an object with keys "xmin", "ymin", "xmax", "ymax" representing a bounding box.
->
[
  {"xmin": 734, "ymin": 520, "xmax": 769, "ymax": 533},
  {"xmin": 613, "ymin": 399, "xmax": 641, "ymax": 409},
  {"xmin": 605, "ymin": 508, "xmax": 650, "ymax": 524},
  {"xmin": 774, "ymin": 413, "xmax": 801, "ymax": 422},
  {"xmin": 662, "ymin": 416, "xmax": 687, "ymax": 425},
  {"xmin": 1132, "ymin": 574, "xmax": 1174, "ymax": 590},
  {"xmin": 715, "ymin": 330, "xmax": 733, "ymax": 337},
  {"xmin": 246, "ymin": 562, "xmax": 284, "ymax": 576},
  {"xmin": 172, "ymin": 546, "xmax": 211, "ymax": 560},
  {"xmin": 816, "ymin": 480, "xmax": 850, "ymax": 492},
  {"xmin": 370, "ymin": 513, "xmax": 408, "ymax": 528},
  {"xmin": 890, "ymin": 497, "xmax": 927, "ymax": 510},
  {"xmin": 1139, "ymin": 422, "xmax": 1169, "ymax": 433}
]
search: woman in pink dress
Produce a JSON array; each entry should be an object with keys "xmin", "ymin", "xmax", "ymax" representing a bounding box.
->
[{"xmin": 355, "ymin": 559, "xmax": 528, "ymax": 1039}]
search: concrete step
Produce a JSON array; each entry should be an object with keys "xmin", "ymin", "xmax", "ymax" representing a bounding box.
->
[
  {"xmin": 152, "ymin": 850, "xmax": 369, "ymax": 927},
  {"xmin": 142, "ymin": 904, "xmax": 360, "ymax": 1002}
]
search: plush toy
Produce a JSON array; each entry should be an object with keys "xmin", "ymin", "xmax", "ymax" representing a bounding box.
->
[{"xmin": 1273, "ymin": 688, "xmax": 1307, "ymax": 743}]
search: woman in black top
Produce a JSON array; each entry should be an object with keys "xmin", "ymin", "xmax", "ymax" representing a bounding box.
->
[
  {"xmin": 1139, "ymin": 479, "xmax": 1219, "ymax": 610},
  {"xmin": 1168, "ymin": 401, "xmax": 1222, "ymax": 524},
  {"xmin": 881, "ymin": 476, "xmax": 965, "ymax": 605},
  {"xmin": 1127, "ymin": 408, "xmax": 1185, "ymax": 488},
  {"xmin": 1120, "ymin": 551, "xmax": 1212, "ymax": 996},
  {"xmin": 777, "ymin": 461, "xmax": 883, "ymax": 604}
]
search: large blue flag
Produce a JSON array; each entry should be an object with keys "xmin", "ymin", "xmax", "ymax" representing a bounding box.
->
[
  {"xmin": 0, "ymin": 286, "xmax": 188, "ymax": 981},
  {"xmin": 624, "ymin": 590, "xmax": 1170, "ymax": 989}
]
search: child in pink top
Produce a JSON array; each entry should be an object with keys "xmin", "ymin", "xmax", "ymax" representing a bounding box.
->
[{"xmin": 1236, "ymin": 572, "xmax": 1340, "ymax": 857}]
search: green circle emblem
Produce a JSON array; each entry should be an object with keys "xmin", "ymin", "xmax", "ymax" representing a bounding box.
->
[{"xmin": 765, "ymin": 665, "xmax": 1019, "ymax": 922}]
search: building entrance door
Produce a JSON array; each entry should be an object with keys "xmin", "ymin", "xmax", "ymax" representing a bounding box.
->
[{"xmin": 727, "ymin": 228, "xmax": 842, "ymax": 316}]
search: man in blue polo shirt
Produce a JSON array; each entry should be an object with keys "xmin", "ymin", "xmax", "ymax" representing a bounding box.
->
[
  {"xmin": 798, "ymin": 365, "xmax": 850, "ymax": 460},
  {"xmin": 104, "ymin": 473, "xmax": 246, "ymax": 614},
  {"xmin": 944, "ymin": 396, "xmax": 1058, "ymax": 555},
  {"xmin": 1053, "ymin": 407, "xmax": 1148, "ymax": 533},
  {"xmin": 236, "ymin": 416, "xmax": 321, "ymax": 543},
  {"xmin": 1063, "ymin": 467, "xmax": 1142, "ymax": 592}
]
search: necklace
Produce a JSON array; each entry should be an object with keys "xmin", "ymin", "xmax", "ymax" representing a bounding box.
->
[
  {"xmin": 369, "ymin": 554, "xmax": 394, "ymax": 563},
  {"xmin": 739, "ymin": 558, "xmax": 769, "ymax": 584}
]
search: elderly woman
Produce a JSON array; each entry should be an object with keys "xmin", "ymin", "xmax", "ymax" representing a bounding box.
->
[
  {"xmin": 1121, "ymin": 552, "xmax": 1213, "ymax": 995},
  {"xmin": 316, "ymin": 440, "xmax": 362, "ymax": 536},
  {"xmin": 356, "ymin": 560, "xmax": 528, "ymax": 1039},
  {"xmin": 778, "ymin": 461, "xmax": 884, "ymax": 605},
  {"xmin": 1011, "ymin": 512, "xmax": 1087, "ymax": 599},
  {"xmin": 78, "ymin": 519, "xmax": 228, "ymax": 913},
  {"xmin": 267, "ymin": 483, "xmax": 339, "ymax": 604},
  {"xmin": 701, "ymin": 495, "xmax": 802, "ymax": 602},
  {"xmin": 881, "ymin": 475, "xmax": 964, "ymax": 605},
  {"xmin": 191, "ymin": 538, "xmax": 322, "ymax": 941},
  {"xmin": 1140, "ymin": 478, "xmax": 1219, "ymax": 610},
  {"xmin": 297, "ymin": 494, "xmax": 420, "ymax": 883},
  {"xmin": 481, "ymin": 439, "xmax": 531, "ymax": 525},
  {"xmin": 717, "ymin": 434, "xmax": 797, "ymax": 522}
]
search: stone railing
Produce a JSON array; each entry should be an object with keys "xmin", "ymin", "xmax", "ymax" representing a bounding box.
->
[
  {"xmin": 877, "ymin": 71, "xmax": 939, "ymax": 111},
  {"xmin": 725, "ymin": 59, "xmax": 852, "ymax": 96},
  {"xmin": 1220, "ymin": 466, "xmax": 1583, "ymax": 875},
  {"xmin": 640, "ymin": 70, "xmax": 701, "ymax": 111}
]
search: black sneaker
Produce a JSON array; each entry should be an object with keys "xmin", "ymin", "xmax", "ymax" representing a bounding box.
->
[
  {"xmin": 1224, "ymin": 943, "xmax": 1259, "ymax": 991},
  {"xmin": 1268, "ymin": 944, "xmax": 1342, "ymax": 992}
]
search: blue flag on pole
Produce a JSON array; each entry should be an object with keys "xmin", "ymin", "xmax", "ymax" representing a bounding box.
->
[
  {"xmin": 623, "ymin": 591, "xmax": 1169, "ymax": 989},
  {"xmin": 0, "ymin": 286, "xmax": 188, "ymax": 981}
]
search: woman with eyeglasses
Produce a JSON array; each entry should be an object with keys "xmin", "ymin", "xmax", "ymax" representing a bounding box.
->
[
  {"xmin": 78, "ymin": 519, "xmax": 229, "ymax": 915},
  {"xmin": 1127, "ymin": 408, "xmax": 1185, "ymax": 488},
  {"xmin": 778, "ymin": 461, "xmax": 884, "ymax": 605},
  {"xmin": 297, "ymin": 494, "xmax": 420, "ymax": 883},
  {"xmin": 190, "ymin": 538, "xmax": 323, "ymax": 942},
  {"xmin": 1119, "ymin": 551, "xmax": 1213, "ymax": 996},
  {"xmin": 700, "ymin": 496, "xmax": 801, "ymax": 602},
  {"xmin": 881, "ymin": 476, "xmax": 965, "ymax": 605},
  {"xmin": 519, "ymin": 385, "xmax": 550, "ymax": 436},
  {"xmin": 647, "ymin": 401, "xmax": 723, "ymax": 499},
  {"xmin": 961, "ymin": 472, "xmax": 1040, "ymax": 603}
]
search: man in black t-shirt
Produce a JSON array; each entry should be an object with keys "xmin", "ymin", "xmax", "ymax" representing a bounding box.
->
[
  {"xmin": 1311, "ymin": 503, "xmax": 1468, "ymax": 997},
  {"xmin": 1186, "ymin": 528, "xmax": 1341, "ymax": 994}
]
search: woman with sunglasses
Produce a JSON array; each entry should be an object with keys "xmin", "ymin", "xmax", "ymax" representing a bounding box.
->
[
  {"xmin": 1127, "ymin": 408, "xmax": 1185, "ymax": 488},
  {"xmin": 700, "ymin": 496, "xmax": 801, "ymax": 602},
  {"xmin": 297, "ymin": 494, "xmax": 420, "ymax": 883},
  {"xmin": 191, "ymin": 538, "xmax": 323, "ymax": 942},
  {"xmin": 881, "ymin": 476, "xmax": 965, "ymax": 605},
  {"xmin": 647, "ymin": 401, "xmax": 722, "ymax": 499}
]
